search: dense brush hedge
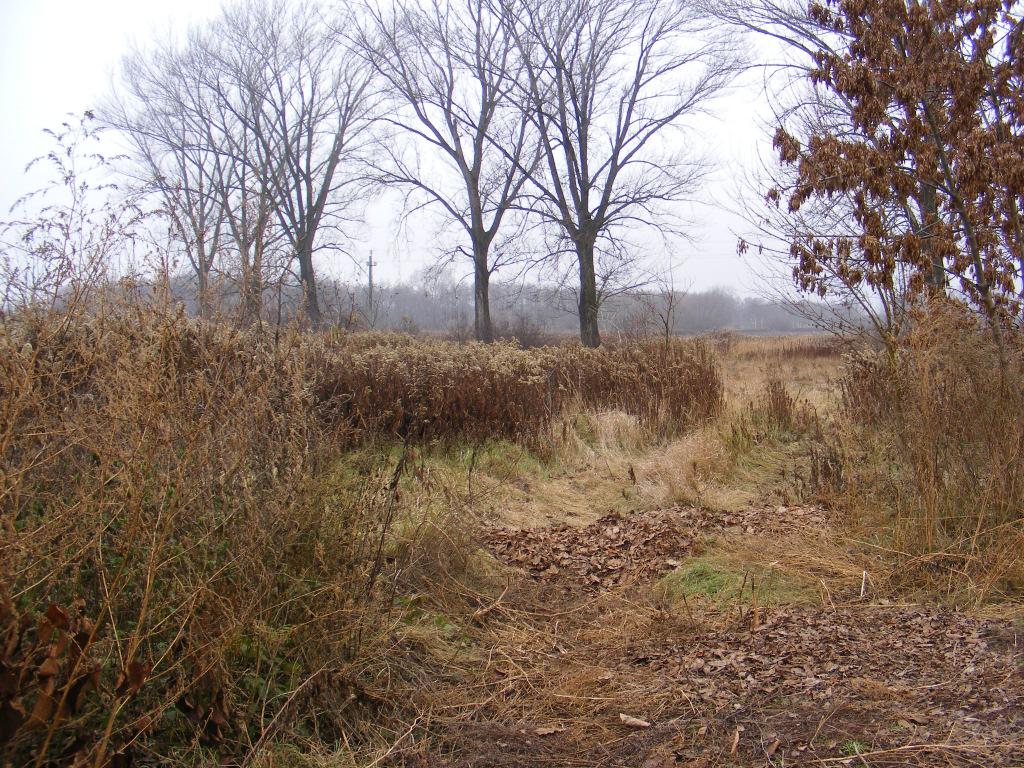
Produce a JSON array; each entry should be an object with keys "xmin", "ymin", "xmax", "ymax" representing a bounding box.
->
[
  {"xmin": 1, "ymin": 305, "xmax": 388, "ymax": 766},
  {"xmin": 0, "ymin": 303, "xmax": 721, "ymax": 765},
  {"xmin": 292, "ymin": 325, "xmax": 720, "ymax": 442}
]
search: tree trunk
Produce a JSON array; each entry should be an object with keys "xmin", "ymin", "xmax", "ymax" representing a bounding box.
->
[
  {"xmin": 240, "ymin": 253, "xmax": 263, "ymax": 326},
  {"xmin": 296, "ymin": 236, "xmax": 321, "ymax": 327},
  {"xmin": 473, "ymin": 249, "xmax": 494, "ymax": 343},
  {"xmin": 196, "ymin": 266, "xmax": 211, "ymax": 320},
  {"xmin": 576, "ymin": 236, "xmax": 601, "ymax": 348},
  {"xmin": 918, "ymin": 181, "xmax": 945, "ymax": 293},
  {"xmin": 194, "ymin": 233, "xmax": 213, "ymax": 320}
]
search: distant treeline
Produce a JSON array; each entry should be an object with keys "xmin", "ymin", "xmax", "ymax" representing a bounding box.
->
[
  {"xmin": 362, "ymin": 283, "xmax": 838, "ymax": 336},
  {"xmin": 163, "ymin": 273, "xmax": 861, "ymax": 338}
]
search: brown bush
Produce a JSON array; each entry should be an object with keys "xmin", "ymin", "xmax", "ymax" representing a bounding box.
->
[
  {"xmin": 551, "ymin": 339, "xmax": 724, "ymax": 439},
  {"xmin": 0, "ymin": 303, "xmax": 410, "ymax": 765},
  {"xmin": 836, "ymin": 301, "xmax": 1024, "ymax": 599},
  {"xmin": 0, "ymin": 302, "xmax": 722, "ymax": 764},
  {"xmin": 312, "ymin": 331, "xmax": 722, "ymax": 443}
]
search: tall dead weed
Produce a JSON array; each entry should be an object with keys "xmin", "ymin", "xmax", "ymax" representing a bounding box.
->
[{"xmin": 836, "ymin": 302, "xmax": 1024, "ymax": 601}]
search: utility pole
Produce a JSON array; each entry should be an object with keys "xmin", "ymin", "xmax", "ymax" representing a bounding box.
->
[{"xmin": 367, "ymin": 250, "xmax": 376, "ymax": 328}]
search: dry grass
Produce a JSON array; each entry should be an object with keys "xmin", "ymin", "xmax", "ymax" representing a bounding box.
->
[
  {"xmin": 0, "ymin": 300, "xmax": 725, "ymax": 765},
  {"xmin": 0, "ymin": 303, "xmax": 424, "ymax": 766},
  {"xmin": 719, "ymin": 336, "xmax": 842, "ymax": 410},
  {"xmin": 719, "ymin": 532, "xmax": 874, "ymax": 604},
  {"xmin": 834, "ymin": 301, "xmax": 1024, "ymax": 602},
  {"xmin": 701, "ymin": 319, "xmax": 1023, "ymax": 605},
  {"xmin": 636, "ymin": 336, "xmax": 839, "ymax": 513}
]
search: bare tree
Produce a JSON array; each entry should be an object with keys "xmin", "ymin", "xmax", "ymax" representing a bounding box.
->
[
  {"xmin": 357, "ymin": 0, "xmax": 536, "ymax": 342},
  {"xmin": 109, "ymin": 24, "xmax": 278, "ymax": 322},
  {"xmin": 107, "ymin": 40, "xmax": 225, "ymax": 317},
  {"xmin": 647, "ymin": 267, "xmax": 687, "ymax": 344},
  {"xmin": 219, "ymin": 0, "xmax": 376, "ymax": 326},
  {"xmin": 107, "ymin": 0, "xmax": 376, "ymax": 326},
  {"xmin": 184, "ymin": 28, "xmax": 285, "ymax": 325},
  {"xmin": 612, "ymin": 263, "xmax": 687, "ymax": 342},
  {"xmin": 500, "ymin": 0, "xmax": 739, "ymax": 346}
]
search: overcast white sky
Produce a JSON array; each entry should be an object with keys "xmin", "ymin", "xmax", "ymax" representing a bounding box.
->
[{"xmin": 0, "ymin": 0, "xmax": 780, "ymax": 293}]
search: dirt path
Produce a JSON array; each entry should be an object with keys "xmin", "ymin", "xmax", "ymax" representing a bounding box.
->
[{"xmin": 401, "ymin": 502, "xmax": 1023, "ymax": 767}]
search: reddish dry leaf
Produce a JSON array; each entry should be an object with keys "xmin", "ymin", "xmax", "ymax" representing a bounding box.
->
[
  {"xmin": 28, "ymin": 687, "xmax": 56, "ymax": 729},
  {"xmin": 37, "ymin": 655, "xmax": 61, "ymax": 678},
  {"xmin": 68, "ymin": 667, "xmax": 101, "ymax": 714},
  {"xmin": 899, "ymin": 711, "xmax": 929, "ymax": 725},
  {"xmin": 641, "ymin": 750, "xmax": 676, "ymax": 768},
  {"xmin": 729, "ymin": 726, "xmax": 740, "ymax": 754},
  {"xmin": 45, "ymin": 604, "xmax": 70, "ymax": 630},
  {"xmin": 115, "ymin": 660, "xmax": 151, "ymax": 698}
]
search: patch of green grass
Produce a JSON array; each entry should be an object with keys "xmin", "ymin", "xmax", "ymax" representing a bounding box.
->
[
  {"xmin": 655, "ymin": 555, "xmax": 815, "ymax": 607},
  {"xmin": 461, "ymin": 439, "xmax": 551, "ymax": 479},
  {"xmin": 322, "ymin": 445, "xmax": 398, "ymax": 500},
  {"xmin": 840, "ymin": 739, "xmax": 870, "ymax": 757},
  {"xmin": 397, "ymin": 595, "xmax": 461, "ymax": 636},
  {"xmin": 663, "ymin": 558, "xmax": 734, "ymax": 598},
  {"xmin": 402, "ymin": 438, "xmax": 557, "ymax": 488},
  {"xmin": 573, "ymin": 413, "xmax": 600, "ymax": 447}
]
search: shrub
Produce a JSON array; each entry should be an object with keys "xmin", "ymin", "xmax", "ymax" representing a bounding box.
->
[
  {"xmin": 836, "ymin": 301, "xmax": 1024, "ymax": 599},
  {"xmin": 551, "ymin": 339, "xmax": 724, "ymax": 439},
  {"xmin": 0, "ymin": 303, "xmax": 404, "ymax": 765},
  {"xmin": 314, "ymin": 332, "xmax": 722, "ymax": 443}
]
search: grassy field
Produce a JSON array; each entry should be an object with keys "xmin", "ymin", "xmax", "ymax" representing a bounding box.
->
[{"xmin": 1, "ymin": 303, "xmax": 1021, "ymax": 767}]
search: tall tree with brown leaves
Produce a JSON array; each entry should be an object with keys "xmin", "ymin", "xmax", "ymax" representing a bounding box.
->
[{"xmin": 770, "ymin": 0, "xmax": 1023, "ymax": 342}]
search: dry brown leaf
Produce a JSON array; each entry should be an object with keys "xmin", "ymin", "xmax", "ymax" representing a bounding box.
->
[
  {"xmin": 534, "ymin": 724, "xmax": 566, "ymax": 736},
  {"xmin": 619, "ymin": 713, "xmax": 651, "ymax": 728},
  {"xmin": 899, "ymin": 710, "xmax": 928, "ymax": 725},
  {"xmin": 729, "ymin": 726, "xmax": 740, "ymax": 754},
  {"xmin": 45, "ymin": 604, "xmax": 70, "ymax": 630},
  {"xmin": 641, "ymin": 750, "xmax": 675, "ymax": 768},
  {"xmin": 36, "ymin": 655, "xmax": 61, "ymax": 678},
  {"xmin": 115, "ymin": 660, "xmax": 151, "ymax": 698},
  {"xmin": 28, "ymin": 688, "xmax": 56, "ymax": 729}
]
